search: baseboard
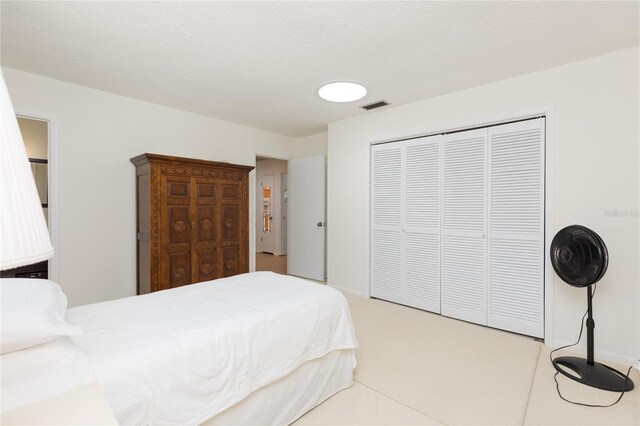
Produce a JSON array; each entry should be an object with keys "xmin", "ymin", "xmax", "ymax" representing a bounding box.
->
[
  {"xmin": 327, "ymin": 284, "xmax": 367, "ymax": 298},
  {"xmin": 552, "ymin": 340, "xmax": 639, "ymax": 371}
]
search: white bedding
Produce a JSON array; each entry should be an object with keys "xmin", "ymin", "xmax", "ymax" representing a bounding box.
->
[
  {"xmin": 0, "ymin": 337, "xmax": 96, "ymax": 414},
  {"xmin": 206, "ymin": 349, "xmax": 354, "ymax": 425},
  {"xmin": 66, "ymin": 272, "xmax": 358, "ymax": 425}
]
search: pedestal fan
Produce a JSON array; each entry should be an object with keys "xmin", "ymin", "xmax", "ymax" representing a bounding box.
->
[{"xmin": 550, "ymin": 225, "xmax": 634, "ymax": 392}]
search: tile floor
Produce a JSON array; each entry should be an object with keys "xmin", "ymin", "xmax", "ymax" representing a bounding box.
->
[{"xmin": 295, "ymin": 294, "xmax": 640, "ymax": 425}]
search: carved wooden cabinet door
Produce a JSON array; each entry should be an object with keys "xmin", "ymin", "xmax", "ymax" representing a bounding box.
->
[
  {"xmin": 163, "ymin": 176, "xmax": 192, "ymax": 288},
  {"xmin": 219, "ymin": 181, "xmax": 242, "ymax": 277},
  {"xmin": 131, "ymin": 153, "xmax": 253, "ymax": 294},
  {"xmin": 193, "ymin": 177, "xmax": 217, "ymax": 283}
]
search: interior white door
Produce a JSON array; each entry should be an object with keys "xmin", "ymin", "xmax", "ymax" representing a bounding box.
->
[
  {"xmin": 370, "ymin": 143, "xmax": 403, "ymax": 304},
  {"xmin": 288, "ymin": 156, "xmax": 326, "ymax": 281},
  {"xmin": 259, "ymin": 173, "xmax": 275, "ymax": 253},
  {"xmin": 441, "ymin": 128, "xmax": 487, "ymax": 326},
  {"xmin": 487, "ymin": 118, "xmax": 545, "ymax": 338},
  {"xmin": 403, "ymin": 136, "xmax": 442, "ymax": 313}
]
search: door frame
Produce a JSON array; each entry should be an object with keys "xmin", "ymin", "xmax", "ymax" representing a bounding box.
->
[
  {"xmin": 365, "ymin": 106, "xmax": 556, "ymax": 347},
  {"xmin": 15, "ymin": 109, "xmax": 60, "ymax": 283}
]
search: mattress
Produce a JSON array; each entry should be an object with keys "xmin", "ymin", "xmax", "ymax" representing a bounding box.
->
[
  {"xmin": 205, "ymin": 348, "xmax": 354, "ymax": 425},
  {"xmin": 66, "ymin": 271, "xmax": 358, "ymax": 425}
]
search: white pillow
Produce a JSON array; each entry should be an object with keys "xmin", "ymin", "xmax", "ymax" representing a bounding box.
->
[{"xmin": 1, "ymin": 278, "xmax": 81, "ymax": 354}]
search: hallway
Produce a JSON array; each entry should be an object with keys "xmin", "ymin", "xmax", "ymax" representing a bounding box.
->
[{"xmin": 256, "ymin": 252, "xmax": 287, "ymax": 275}]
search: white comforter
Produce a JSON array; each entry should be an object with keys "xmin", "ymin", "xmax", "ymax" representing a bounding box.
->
[
  {"xmin": 66, "ymin": 272, "xmax": 358, "ymax": 425},
  {"xmin": 0, "ymin": 337, "xmax": 96, "ymax": 414}
]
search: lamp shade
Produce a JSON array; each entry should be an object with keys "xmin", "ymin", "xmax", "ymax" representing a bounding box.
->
[{"xmin": 0, "ymin": 71, "xmax": 54, "ymax": 270}]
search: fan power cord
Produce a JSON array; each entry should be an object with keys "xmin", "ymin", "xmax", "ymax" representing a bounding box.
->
[{"xmin": 549, "ymin": 285, "xmax": 638, "ymax": 407}]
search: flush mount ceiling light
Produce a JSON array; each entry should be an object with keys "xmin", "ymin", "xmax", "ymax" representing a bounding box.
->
[{"xmin": 318, "ymin": 81, "xmax": 367, "ymax": 103}]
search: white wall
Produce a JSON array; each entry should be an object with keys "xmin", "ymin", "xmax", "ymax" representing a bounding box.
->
[
  {"xmin": 327, "ymin": 47, "xmax": 639, "ymax": 364},
  {"xmin": 293, "ymin": 132, "xmax": 327, "ymax": 157},
  {"xmin": 3, "ymin": 68, "xmax": 325, "ymax": 307},
  {"xmin": 18, "ymin": 117, "xmax": 48, "ymax": 159}
]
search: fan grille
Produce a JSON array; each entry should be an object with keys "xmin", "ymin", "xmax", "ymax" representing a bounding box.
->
[{"xmin": 550, "ymin": 225, "xmax": 608, "ymax": 287}]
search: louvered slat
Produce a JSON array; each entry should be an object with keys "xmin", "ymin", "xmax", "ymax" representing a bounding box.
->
[
  {"xmin": 371, "ymin": 146, "xmax": 402, "ymax": 229},
  {"xmin": 488, "ymin": 118, "xmax": 544, "ymax": 338},
  {"xmin": 443, "ymin": 133, "xmax": 485, "ymax": 233},
  {"xmin": 403, "ymin": 137, "xmax": 441, "ymax": 313},
  {"xmin": 490, "ymin": 127, "xmax": 542, "ymax": 234},
  {"xmin": 371, "ymin": 229, "xmax": 403, "ymax": 304},
  {"xmin": 404, "ymin": 232, "xmax": 440, "ymax": 312},
  {"xmin": 441, "ymin": 128, "xmax": 487, "ymax": 325},
  {"xmin": 442, "ymin": 235, "xmax": 486, "ymax": 324},
  {"xmin": 405, "ymin": 140, "xmax": 439, "ymax": 230},
  {"xmin": 371, "ymin": 144, "xmax": 403, "ymax": 302}
]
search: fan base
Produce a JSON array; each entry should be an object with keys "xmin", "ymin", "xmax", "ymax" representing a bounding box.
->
[{"xmin": 553, "ymin": 356, "xmax": 634, "ymax": 392}]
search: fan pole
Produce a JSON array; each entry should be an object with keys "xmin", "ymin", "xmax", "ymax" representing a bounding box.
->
[
  {"xmin": 586, "ymin": 285, "xmax": 595, "ymax": 366},
  {"xmin": 552, "ymin": 284, "xmax": 634, "ymax": 392}
]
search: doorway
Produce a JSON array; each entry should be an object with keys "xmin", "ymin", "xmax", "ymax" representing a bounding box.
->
[
  {"xmin": 254, "ymin": 154, "xmax": 327, "ymax": 281},
  {"xmin": 255, "ymin": 156, "xmax": 288, "ymax": 274}
]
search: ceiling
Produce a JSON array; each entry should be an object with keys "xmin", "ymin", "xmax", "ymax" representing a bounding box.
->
[{"xmin": 1, "ymin": 1, "xmax": 638, "ymax": 138}]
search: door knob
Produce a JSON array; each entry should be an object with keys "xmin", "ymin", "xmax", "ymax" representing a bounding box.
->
[{"xmin": 317, "ymin": 222, "xmax": 325, "ymax": 227}]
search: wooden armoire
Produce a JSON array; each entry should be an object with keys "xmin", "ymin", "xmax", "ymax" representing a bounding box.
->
[{"xmin": 130, "ymin": 153, "xmax": 254, "ymax": 294}]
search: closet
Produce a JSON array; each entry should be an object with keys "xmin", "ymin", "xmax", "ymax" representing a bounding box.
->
[
  {"xmin": 131, "ymin": 153, "xmax": 254, "ymax": 294},
  {"xmin": 371, "ymin": 118, "xmax": 545, "ymax": 338}
]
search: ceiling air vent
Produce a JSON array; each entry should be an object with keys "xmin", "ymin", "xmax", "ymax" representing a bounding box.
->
[{"xmin": 361, "ymin": 100, "xmax": 389, "ymax": 111}]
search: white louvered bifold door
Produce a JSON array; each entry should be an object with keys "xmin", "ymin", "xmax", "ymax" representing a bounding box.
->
[
  {"xmin": 441, "ymin": 128, "xmax": 487, "ymax": 326},
  {"xmin": 488, "ymin": 118, "xmax": 545, "ymax": 338},
  {"xmin": 371, "ymin": 143, "xmax": 403, "ymax": 304},
  {"xmin": 403, "ymin": 136, "xmax": 442, "ymax": 313}
]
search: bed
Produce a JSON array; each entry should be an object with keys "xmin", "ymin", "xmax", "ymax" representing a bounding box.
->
[{"xmin": 1, "ymin": 271, "xmax": 358, "ymax": 425}]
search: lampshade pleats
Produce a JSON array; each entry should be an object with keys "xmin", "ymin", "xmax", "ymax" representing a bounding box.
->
[{"xmin": 0, "ymin": 71, "xmax": 54, "ymax": 270}]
